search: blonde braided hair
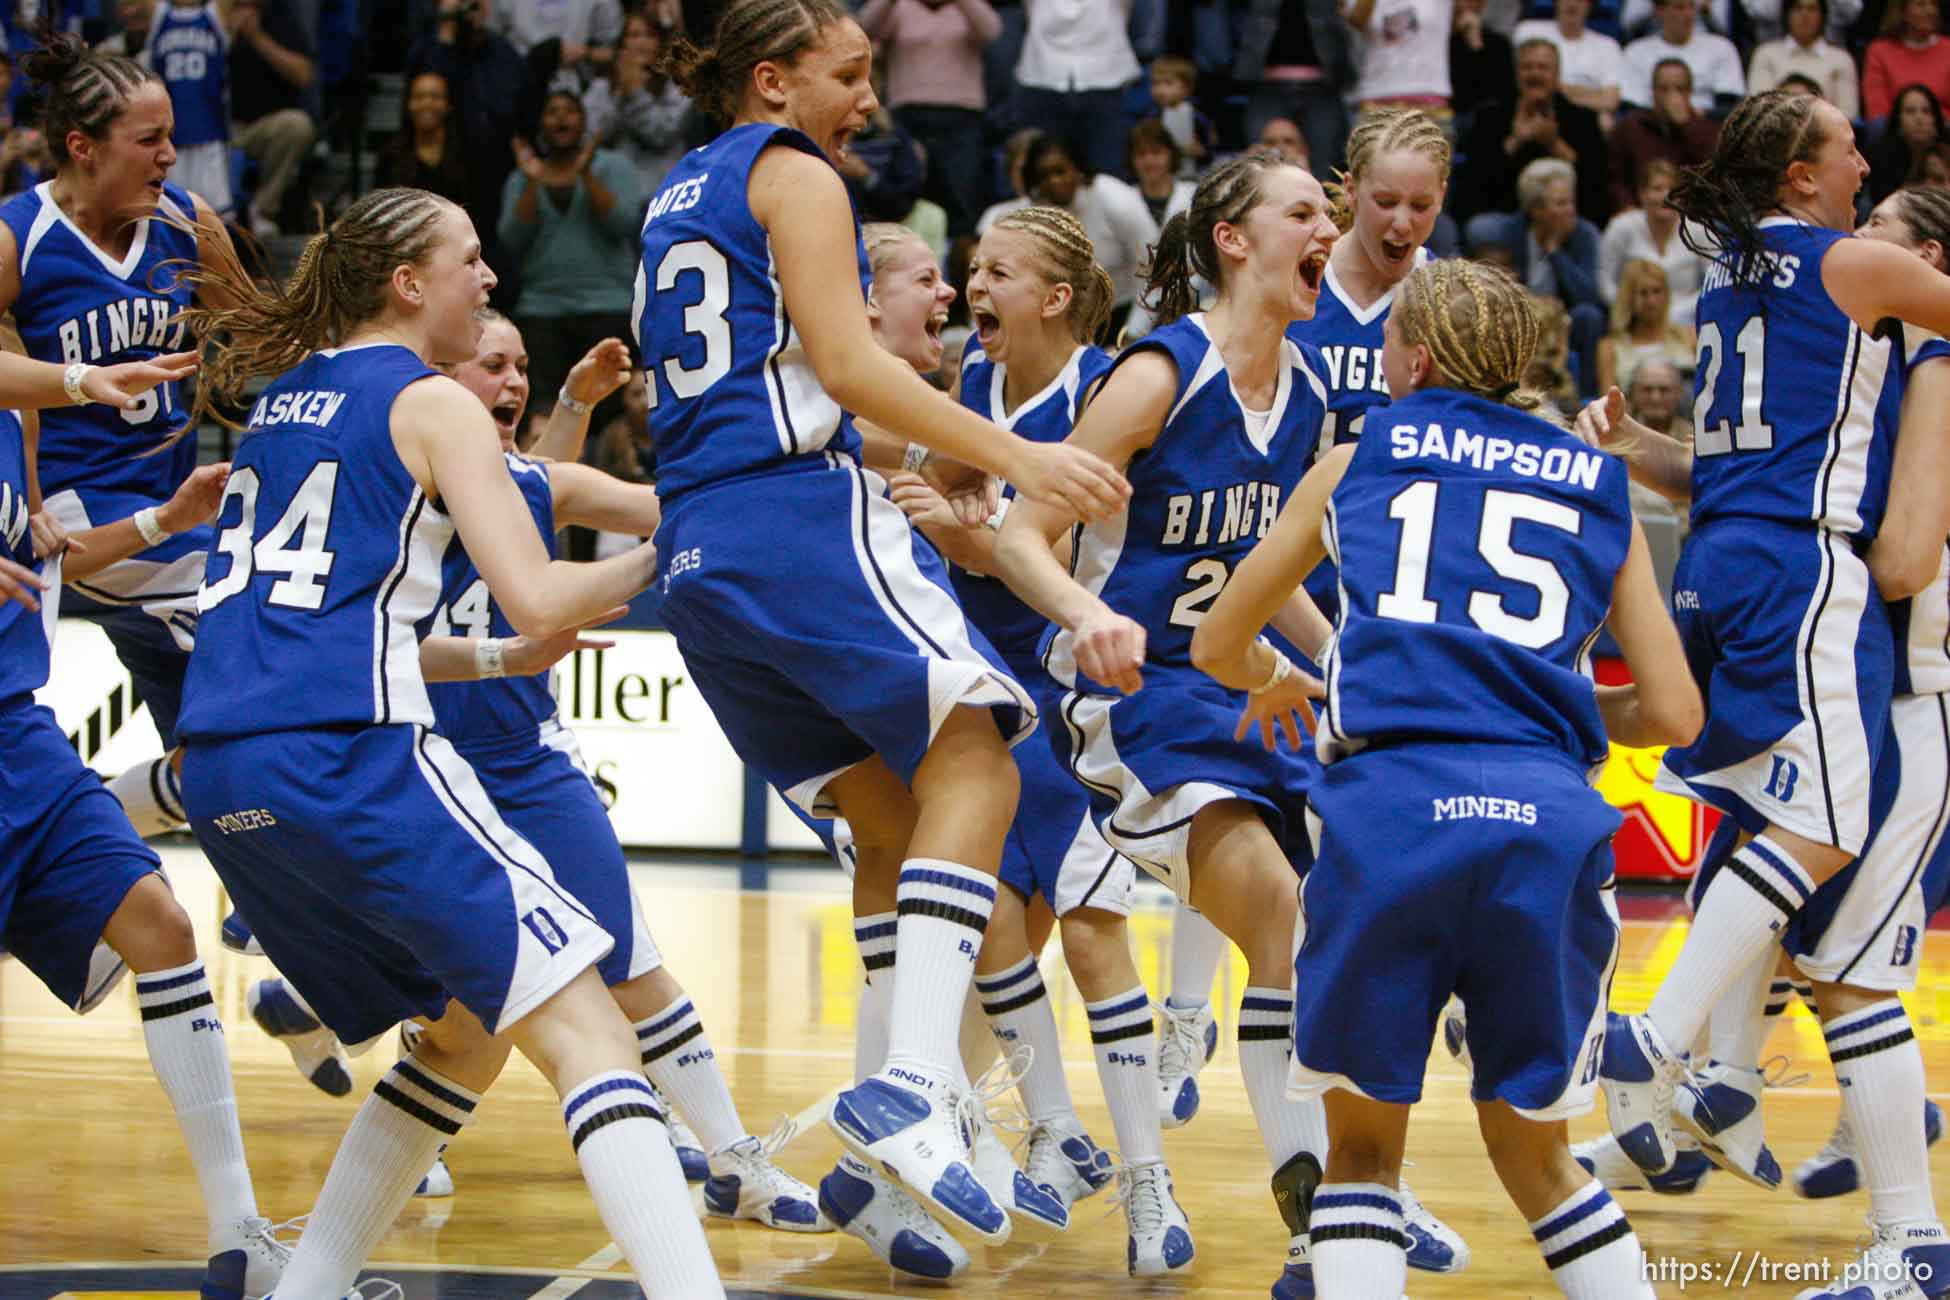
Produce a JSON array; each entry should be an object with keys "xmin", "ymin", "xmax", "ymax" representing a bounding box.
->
[
  {"xmin": 991, "ymin": 205, "xmax": 1114, "ymax": 344},
  {"xmin": 1393, "ymin": 260, "xmax": 1555, "ymax": 418},
  {"xmin": 1326, "ymin": 107, "xmax": 1453, "ymax": 233}
]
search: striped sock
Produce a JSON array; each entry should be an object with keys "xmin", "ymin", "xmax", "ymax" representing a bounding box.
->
[
  {"xmin": 1827, "ymin": 1000, "xmax": 1935, "ymax": 1223},
  {"xmin": 1529, "ymin": 1181, "xmax": 1653, "ymax": 1299},
  {"xmin": 978, "ymin": 955, "xmax": 1076, "ymax": 1122},
  {"xmin": 1168, "ymin": 902, "xmax": 1227, "ymax": 1009},
  {"xmin": 637, "ymin": 998, "xmax": 747, "ymax": 1155},
  {"xmin": 137, "ymin": 962, "xmax": 257, "ymax": 1250},
  {"xmin": 1239, "ymin": 987, "xmax": 1327, "ymax": 1171},
  {"xmin": 1086, "ymin": 986, "xmax": 1162, "ymax": 1166},
  {"xmin": 853, "ymin": 913, "xmax": 896, "ymax": 1084},
  {"xmin": 1763, "ymin": 976, "xmax": 1795, "ymax": 1018},
  {"xmin": 1648, "ymin": 835, "xmax": 1815, "ymax": 1052},
  {"xmin": 1310, "ymin": 1182, "xmax": 1407, "ymax": 1299},
  {"xmin": 886, "ymin": 859, "xmax": 995, "ymax": 1081},
  {"xmin": 108, "ymin": 756, "xmax": 185, "ymax": 837},
  {"xmin": 564, "ymin": 1071, "xmax": 725, "ymax": 1298},
  {"xmin": 278, "ymin": 1057, "xmax": 479, "ymax": 1299}
]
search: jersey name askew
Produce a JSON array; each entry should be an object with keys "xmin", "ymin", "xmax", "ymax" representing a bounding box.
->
[
  {"xmin": 1161, "ymin": 480, "xmax": 1282, "ymax": 548},
  {"xmin": 1431, "ymin": 795, "xmax": 1538, "ymax": 825}
]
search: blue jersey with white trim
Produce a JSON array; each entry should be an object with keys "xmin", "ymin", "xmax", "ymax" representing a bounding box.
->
[
  {"xmin": 1888, "ymin": 326, "xmax": 1950, "ymax": 698},
  {"xmin": 177, "ymin": 345, "xmax": 450, "ymax": 740},
  {"xmin": 1286, "ymin": 248, "xmax": 1427, "ymax": 457},
  {"xmin": 1046, "ymin": 315, "xmax": 1328, "ymax": 688},
  {"xmin": 424, "ymin": 452, "xmax": 562, "ymax": 746},
  {"xmin": 1689, "ymin": 219, "xmax": 1896, "ymax": 541},
  {"xmin": 0, "ymin": 409, "xmax": 52, "ymax": 700},
  {"xmin": 0, "ymin": 181, "xmax": 198, "ymax": 522},
  {"xmin": 1319, "ymin": 388, "xmax": 1632, "ymax": 767},
  {"xmin": 632, "ymin": 124, "xmax": 867, "ymax": 504},
  {"xmin": 953, "ymin": 338, "xmax": 1112, "ymax": 679},
  {"xmin": 150, "ymin": 2, "xmax": 229, "ymax": 148}
]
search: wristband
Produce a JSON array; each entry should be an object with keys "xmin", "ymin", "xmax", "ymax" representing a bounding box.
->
[
  {"xmin": 556, "ymin": 385, "xmax": 592, "ymax": 417},
  {"xmin": 475, "ymin": 637, "xmax": 507, "ymax": 679},
  {"xmin": 984, "ymin": 496, "xmax": 1012, "ymax": 532},
  {"xmin": 902, "ymin": 442, "xmax": 930, "ymax": 473},
  {"xmin": 132, "ymin": 506, "xmax": 171, "ymax": 547},
  {"xmin": 1247, "ymin": 641, "xmax": 1294, "ymax": 696},
  {"xmin": 64, "ymin": 362, "xmax": 95, "ymax": 405}
]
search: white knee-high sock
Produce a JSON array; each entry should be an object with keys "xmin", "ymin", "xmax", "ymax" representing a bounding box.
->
[
  {"xmin": 977, "ymin": 954, "xmax": 1076, "ymax": 1123},
  {"xmin": 1707, "ymin": 950, "xmax": 1777, "ymax": 1069},
  {"xmin": 1311, "ymin": 1182, "xmax": 1407, "ymax": 1299},
  {"xmin": 1827, "ymin": 1000, "xmax": 1937, "ymax": 1224},
  {"xmin": 853, "ymin": 912, "xmax": 896, "ymax": 1085},
  {"xmin": 108, "ymin": 757, "xmax": 186, "ymax": 838},
  {"xmin": 636, "ymin": 998, "xmax": 747, "ymax": 1156},
  {"xmin": 563, "ymin": 1071, "xmax": 725, "ymax": 1298},
  {"xmin": 1239, "ymin": 987, "xmax": 1327, "ymax": 1170},
  {"xmin": 886, "ymin": 859, "xmax": 995, "ymax": 1081},
  {"xmin": 1086, "ymin": 986, "xmax": 1163, "ymax": 1166},
  {"xmin": 1648, "ymin": 836, "xmax": 1815, "ymax": 1052},
  {"xmin": 960, "ymin": 986, "xmax": 1000, "ymax": 1080},
  {"xmin": 136, "ymin": 962, "xmax": 258, "ymax": 1251},
  {"xmin": 278, "ymin": 1056, "xmax": 480, "ymax": 1298},
  {"xmin": 1529, "ymin": 1181, "xmax": 1655, "ymax": 1299},
  {"xmin": 1168, "ymin": 902, "xmax": 1227, "ymax": 1009}
]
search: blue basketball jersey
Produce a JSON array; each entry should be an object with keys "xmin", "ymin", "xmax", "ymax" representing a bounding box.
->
[
  {"xmin": 1889, "ymin": 327, "xmax": 1950, "ymax": 699},
  {"xmin": 0, "ymin": 181, "xmax": 199, "ymax": 524},
  {"xmin": 632, "ymin": 124, "xmax": 868, "ymax": 505},
  {"xmin": 424, "ymin": 452, "xmax": 561, "ymax": 746},
  {"xmin": 177, "ymin": 344, "xmax": 448, "ymax": 740},
  {"xmin": 1690, "ymin": 218, "xmax": 1896, "ymax": 541},
  {"xmin": 953, "ymin": 339, "xmax": 1113, "ymax": 678},
  {"xmin": 1286, "ymin": 248, "xmax": 1428, "ymax": 456},
  {"xmin": 1045, "ymin": 315, "xmax": 1328, "ymax": 688},
  {"xmin": 1320, "ymin": 389, "xmax": 1633, "ymax": 768},
  {"xmin": 0, "ymin": 409, "xmax": 51, "ymax": 701},
  {"xmin": 149, "ymin": 2, "xmax": 229, "ymax": 148}
]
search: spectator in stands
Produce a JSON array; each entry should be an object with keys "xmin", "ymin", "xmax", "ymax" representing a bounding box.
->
[
  {"xmin": 1748, "ymin": 0, "xmax": 1860, "ymax": 116},
  {"xmin": 1599, "ymin": 158, "xmax": 1705, "ymax": 327},
  {"xmin": 1457, "ymin": 38, "xmax": 1607, "ymax": 225},
  {"xmin": 1741, "ymin": 0, "xmax": 1862, "ymax": 45},
  {"xmin": 1596, "ymin": 257, "xmax": 1695, "ymax": 392},
  {"xmin": 1011, "ymin": 0, "xmax": 1141, "ymax": 181},
  {"xmin": 1147, "ymin": 54, "xmax": 1215, "ymax": 176},
  {"xmin": 1128, "ymin": 118, "xmax": 1191, "ymax": 228},
  {"xmin": 591, "ymin": 369, "xmax": 655, "ymax": 559},
  {"xmin": 1513, "ymin": 0, "xmax": 1623, "ymax": 121},
  {"xmin": 1626, "ymin": 355, "xmax": 1689, "ymax": 436},
  {"xmin": 1870, "ymin": 82, "xmax": 1948, "ymax": 199},
  {"xmin": 1473, "ymin": 157, "xmax": 1606, "ymax": 395},
  {"xmin": 1256, "ymin": 116, "xmax": 1310, "ymax": 164},
  {"xmin": 859, "ymin": 0, "xmax": 1000, "ymax": 240},
  {"xmin": 1346, "ymin": 0, "xmax": 1452, "ymax": 123},
  {"xmin": 1918, "ymin": 136, "xmax": 1950, "ymax": 182},
  {"xmin": 499, "ymin": 89, "xmax": 644, "ymax": 424},
  {"xmin": 1236, "ymin": 0, "xmax": 1354, "ymax": 173},
  {"xmin": 0, "ymin": 53, "xmax": 47, "ymax": 199},
  {"xmin": 1451, "ymin": 0, "xmax": 1516, "ymax": 119},
  {"xmin": 975, "ymin": 126, "xmax": 1041, "ymax": 232},
  {"xmin": 582, "ymin": 9, "xmax": 689, "ymax": 195},
  {"xmin": 492, "ymin": 0, "xmax": 622, "ymax": 89},
  {"xmin": 1525, "ymin": 293, "xmax": 1580, "ymax": 413},
  {"xmin": 1867, "ymin": 0, "xmax": 1950, "ymax": 118},
  {"xmin": 1608, "ymin": 57, "xmax": 1721, "ymax": 211},
  {"xmin": 1622, "ymin": 0, "xmax": 1744, "ymax": 111},
  {"xmin": 378, "ymin": 69, "xmax": 472, "ymax": 205},
  {"xmin": 408, "ymin": 0, "xmax": 536, "ymax": 308},
  {"xmin": 97, "ymin": 0, "xmax": 153, "ymax": 59},
  {"xmin": 1012, "ymin": 133, "xmax": 1158, "ymax": 335},
  {"xmin": 836, "ymin": 104, "xmax": 928, "ymax": 224},
  {"xmin": 227, "ymin": 0, "xmax": 315, "ymax": 238}
]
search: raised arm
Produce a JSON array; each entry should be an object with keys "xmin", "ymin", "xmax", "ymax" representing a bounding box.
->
[
  {"xmin": 548, "ymin": 460, "xmax": 662, "ymax": 537},
  {"xmin": 1598, "ymin": 520, "xmax": 1703, "ymax": 748},
  {"xmin": 61, "ymin": 462, "xmax": 230, "ymax": 580},
  {"xmin": 530, "ymin": 337, "xmax": 633, "ymax": 463},
  {"xmin": 1869, "ymin": 354, "xmax": 1950, "ymax": 599},
  {"xmin": 1574, "ymin": 387, "xmax": 1693, "ymax": 501},
  {"xmin": 392, "ymin": 376, "xmax": 656, "ymax": 635}
]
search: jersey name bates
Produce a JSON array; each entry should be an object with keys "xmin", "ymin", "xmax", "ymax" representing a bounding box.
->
[
  {"xmin": 57, "ymin": 296, "xmax": 189, "ymax": 363},
  {"xmin": 1161, "ymin": 480, "xmax": 1282, "ymax": 548}
]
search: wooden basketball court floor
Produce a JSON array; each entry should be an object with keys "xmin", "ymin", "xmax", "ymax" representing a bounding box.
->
[{"xmin": 5, "ymin": 848, "xmax": 1949, "ymax": 1299}]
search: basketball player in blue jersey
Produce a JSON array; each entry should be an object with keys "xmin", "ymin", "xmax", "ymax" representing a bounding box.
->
[
  {"xmin": 1193, "ymin": 258, "xmax": 1697, "ymax": 1300},
  {"xmin": 0, "ymin": 31, "xmax": 243, "ymax": 846},
  {"xmin": 169, "ymin": 187, "xmax": 724, "ymax": 1300},
  {"xmin": 1576, "ymin": 181, "xmax": 1950, "ymax": 1300},
  {"xmin": 646, "ymin": 0, "xmax": 1129, "ymax": 1249},
  {"xmin": 148, "ymin": 1, "xmax": 231, "ymax": 216},
  {"xmin": 0, "ymin": 439, "xmax": 298, "ymax": 1300},
  {"xmin": 990, "ymin": 149, "xmax": 1417, "ymax": 1299},
  {"xmin": 1577, "ymin": 98, "xmax": 1950, "ymax": 1289}
]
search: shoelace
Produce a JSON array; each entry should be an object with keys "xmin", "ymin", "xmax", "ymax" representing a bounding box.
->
[
  {"xmin": 954, "ymin": 1046, "xmax": 1035, "ymax": 1155},
  {"xmin": 247, "ymin": 1217, "xmax": 405, "ymax": 1300},
  {"xmin": 1110, "ymin": 1161, "xmax": 1170, "ymax": 1236},
  {"xmin": 1759, "ymin": 1054, "xmax": 1812, "ymax": 1089},
  {"xmin": 1153, "ymin": 1001, "xmax": 1205, "ymax": 1078}
]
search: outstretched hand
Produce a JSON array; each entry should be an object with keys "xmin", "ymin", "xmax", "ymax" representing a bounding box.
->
[
  {"xmin": 86, "ymin": 351, "xmax": 199, "ymax": 410},
  {"xmin": 157, "ymin": 463, "xmax": 232, "ymax": 534},
  {"xmin": 505, "ymin": 606, "xmax": 631, "ymax": 676},
  {"xmin": 1233, "ymin": 667, "xmax": 1324, "ymax": 754},
  {"xmin": 1574, "ymin": 386, "xmax": 1627, "ymax": 450},
  {"xmin": 1013, "ymin": 441, "xmax": 1130, "ymax": 524},
  {"xmin": 563, "ymin": 338, "xmax": 634, "ymax": 410}
]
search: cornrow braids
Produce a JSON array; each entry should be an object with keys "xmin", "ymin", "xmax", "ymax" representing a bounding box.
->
[
  {"xmin": 167, "ymin": 188, "xmax": 455, "ymax": 435},
  {"xmin": 1394, "ymin": 260, "xmax": 1555, "ymax": 419},
  {"xmin": 863, "ymin": 221, "xmax": 928, "ymax": 280},
  {"xmin": 661, "ymin": 0, "xmax": 849, "ymax": 126},
  {"xmin": 1343, "ymin": 105, "xmax": 1453, "ymax": 188},
  {"xmin": 1670, "ymin": 89, "xmax": 1825, "ymax": 289},
  {"xmin": 992, "ymin": 204, "xmax": 1114, "ymax": 345},
  {"xmin": 23, "ymin": 22, "xmax": 160, "ymax": 166},
  {"xmin": 1142, "ymin": 148, "xmax": 1292, "ymax": 327}
]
